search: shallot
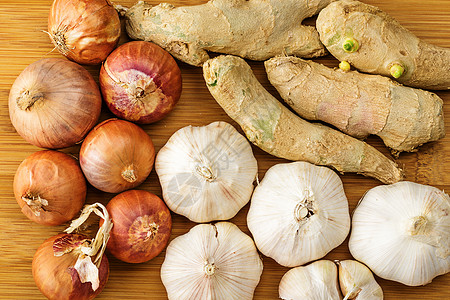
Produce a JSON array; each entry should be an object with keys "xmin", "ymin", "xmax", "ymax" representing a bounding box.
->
[
  {"xmin": 48, "ymin": 0, "xmax": 121, "ymax": 65},
  {"xmin": 9, "ymin": 58, "xmax": 102, "ymax": 149},
  {"xmin": 102, "ymin": 190, "xmax": 172, "ymax": 263},
  {"xmin": 14, "ymin": 150, "xmax": 86, "ymax": 226},
  {"xmin": 99, "ymin": 41, "xmax": 182, "ymax": 124},
  {"xmin": 79, "ymin": 119, "xmax": 155, "ymax": 193}
]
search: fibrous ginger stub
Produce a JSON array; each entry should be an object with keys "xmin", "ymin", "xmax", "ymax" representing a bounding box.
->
[{"xmin": 124, "ymin": 0, "xmax": 333, "ymax": 66}]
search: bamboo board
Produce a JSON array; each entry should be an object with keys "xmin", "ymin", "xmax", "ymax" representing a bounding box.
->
[{"xmin": 0, "ymin": 0, "xmax": 449, "ymax": 299}]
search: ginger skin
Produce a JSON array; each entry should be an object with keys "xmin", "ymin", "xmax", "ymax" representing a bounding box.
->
[
  {"xmin": 265, "ymin": 56, "xmax": 445, "ymax": 153},
  {"xmin": 124, "ymin": 0, "xmax": 333, "ymax": 67},
  {"xmin": 316, "ymin": 0, "xmax": 450, "ymax": 90},
  {"xmin": 203, "ymin": 55, "xmax": 403, "ymax": 184}
]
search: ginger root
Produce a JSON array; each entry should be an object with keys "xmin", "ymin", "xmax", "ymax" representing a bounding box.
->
[
  {"xmin": 203, "ymin": 55, "xmax": 403, "ymax": 184},
  {"xmin": 265, "ymin": 56, "xmax": 445, "ymax": 153},
  {"xmin": 124, "ymin": 0, "xmax": 333, "ymax": 67},
  {"xmin": 316, "ymin": 0, "xmax": 450, "ymax": 90}
]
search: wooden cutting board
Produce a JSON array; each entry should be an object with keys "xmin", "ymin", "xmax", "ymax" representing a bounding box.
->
[{"xmin": 0, "ymin": 0, "xmax": 449, "ymax": 299}]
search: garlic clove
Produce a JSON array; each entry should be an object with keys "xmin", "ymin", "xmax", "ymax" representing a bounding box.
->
[
  {"xmin": 279, "ymin": 260, "xmax": 341, "ymax": 300},
  {"xmin": 349, "ymin": 181, "xmax": 450, "ymax": 286},
  {"xmin": 337, "ymin": 260, "xmax": 383, "ymax": 300},
  {"xmin": 155, "ymin": 121, "xmax": 258, "ymax": 223},
  {"xmin": 161, "ymin": 222, "xmax": 263, "ymax": 300},
  {"xmin": 247, "ymin": 161, "xmax": 350, "ymax": 267}
]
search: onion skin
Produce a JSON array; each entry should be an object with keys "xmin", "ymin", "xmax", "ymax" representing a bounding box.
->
[
  {"xmin": 14, "ymin": 150, "xmax": 86, "ymax": 226},
  {"xmin": 48, "ymin": 0, "xmax": 121, "ymax": 65},
  {"xmin": 79, "ymin": 119, "xmax": 155, "ymax": 193},
  {"xmin": 8, "ymin": 58, "xmax": 102, "ymax": 149},
  {"xmin": 101, "ymin": 190, "xmax": 172, "ymax": 263},
  {"xmin": 99, "ymin": 41, "xmax": 182, "ymax": 124},
  {"xmin": 32, "ymin": 233, "xmax": 109, "ymax": 300}
]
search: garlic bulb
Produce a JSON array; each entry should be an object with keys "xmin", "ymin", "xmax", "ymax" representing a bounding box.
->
[
  {"xmin": 160, "ymin": 222, "xmax": 263, "ymax": 300},
  {"xmin": 155, "ymin": 121, "xmax": 257, "ymax": 223},
  {"xmin": 279, "ymin": 260, "xmax": 341, "ymax": 300},
  {"xmin": 337, "ymin": 260, "xmax": 383, "ymax": 300},
  {"xmin": 349, "ymin": 181, "xmax": 450, "ymax": 286},
  {"xmin": 247, "ymin": 161, "xmax": 350, "ymax": 267}
]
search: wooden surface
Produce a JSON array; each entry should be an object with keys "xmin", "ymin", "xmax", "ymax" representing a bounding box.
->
[{"xmin": 0, "ymin": 0, "xmax": 449, "ymax": 299}]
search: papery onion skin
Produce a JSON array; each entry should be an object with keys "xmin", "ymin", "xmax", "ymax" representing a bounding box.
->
[
  {"xmin": 99, "ymin": 41, "xmax": 182, "ymax": 124},
  {"xmin": 32, "ymin": 233, "xmax": 109, "ymax": 300},
  {"xmin": 8, "ymin": 58, "xmax": 102, "ymax": 149},
  {"xmin": 14, "ymin": 150, "xmax": 86, "ymax": 226},
  {"xmin": 79, "ymin": 119, "xmax": 155, "ymax": 193},
  {"xmin": 101, "ymin": 190, "xmax": 172, "ymax": 263},
  {"xmin": 48, "ymin": 0, "xmax": 121, "ymax": 65}
]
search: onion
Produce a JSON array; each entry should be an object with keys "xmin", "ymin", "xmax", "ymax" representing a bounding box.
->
[
  {"xmin": 32, "ymin": 233, "xmax": 109, "ymax": 300},
  {"xmin": 33, "ymin": 203, "xmax": 112, "ymax": 300},
  {"xmin": 79, "ymin": 119, "xmax": 155, "ymax": 193},
  {"xmin": 101, "ymin": 190, "xmax": 172, "ymax": 263},
  {"xmin": 14, "ymin": 150, "xmax": 86, "ymax": 226},
  {"xmin": 8, "ymin": 58, "xmax": 102, "ymax": 149},
  {"xmin": 99, "ymin": 41, "xmax": 182, "ymax": 124},
  {"xmin": 48, "ymin": 0, "xmax": 121, "ymax": 65}
]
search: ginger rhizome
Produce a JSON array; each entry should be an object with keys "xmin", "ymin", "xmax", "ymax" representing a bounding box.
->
[
  {"xmin": 317, "ymin": 0, "xmax": 450, "ymax": 90},
  {"xmin": 265, "ymin": 56, "xmax": 445, "ymax": 153},
  {"xmin": 124, "ymin": 0, "xmax": 334, "ymax": 66},
  {"xmin": 203, "ymin": 55, "xmax": 403, "ymax": 184}
]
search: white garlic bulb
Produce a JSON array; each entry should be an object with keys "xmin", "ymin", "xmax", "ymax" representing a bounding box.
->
[
  {"xmin": 349, "ymin": 181, "xmax": 450, "ymax": 286},
  {"xmin": 337, "ymin": 260, "xmax": 383, "ymax": 300},
  {"xmin": 155, "ymin": 121, "xmax": 258, "ymax": 223},
  {"xmin": 279, "ymin": 260, "xmax": 341, "ymax": 300},
  {"xmin": 247, "ymin": 161, "xmax": 350, "ymax": 267},
  {"xmin": 160, "ymin": 222, "xmax": 263, "ymax": 300}
]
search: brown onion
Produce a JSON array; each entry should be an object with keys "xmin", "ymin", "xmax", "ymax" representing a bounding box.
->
[
  {"xmin": 48, "ymin": 0, "xmax": 120, "ymax": 65},
  {"xmin": 9, "ymin": 58, "xmax": 102, "ymax": 149},
  {"xmin": 79, "ymin": 119, "xmax": 155, "ymax": 193},
  {"xmin": 101, "ymin": 190, "xmax": 172, "ymax": 263},
  {"xmin": 33, "ymin": 233, "xmax": 109, "ymax": 300},
  {"xmin": 14, "ymin": 150, "xmax": 86, "ymax": 226},
  {"xmin": 99, "ymin": 41, "xmax": 182, "ymax": 124},
  {"xmin": 33, "ymin": 203, "xmax": 112, "ymax": 300}
]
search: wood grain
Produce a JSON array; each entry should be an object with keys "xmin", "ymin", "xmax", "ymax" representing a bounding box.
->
[{"xmin": 0, "ymin": 0, "xmax": 449, "ymax": 299}]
